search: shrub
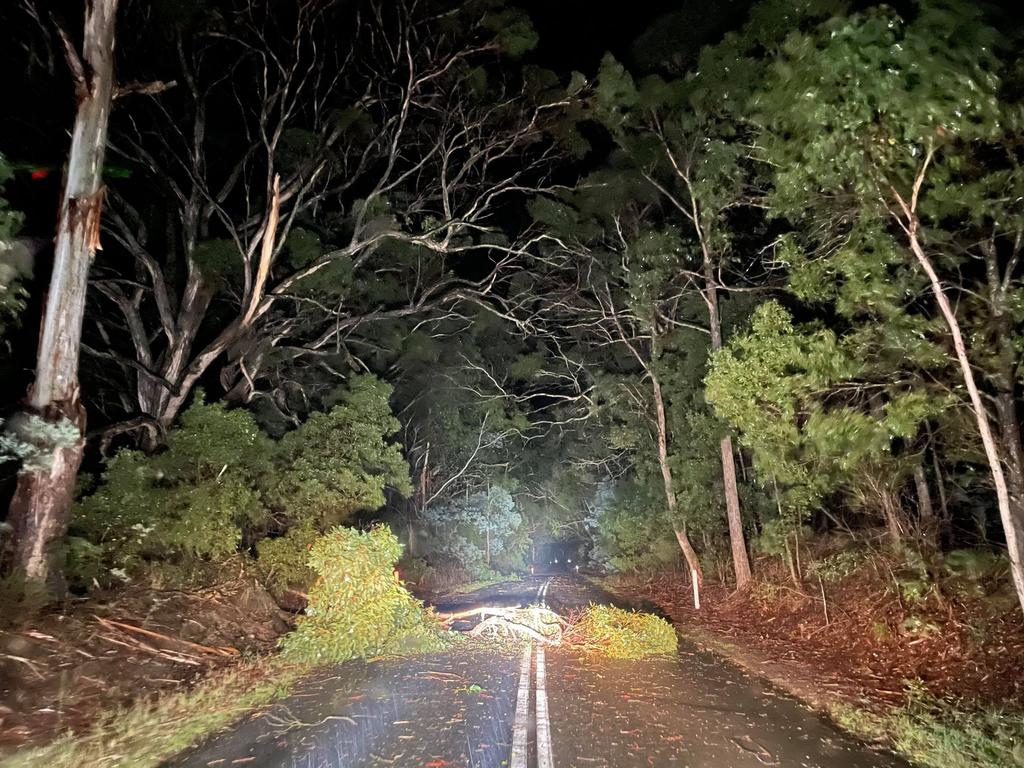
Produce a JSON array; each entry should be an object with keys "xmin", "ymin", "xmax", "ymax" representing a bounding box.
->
[
  {"xmin": 281, "ymin": 526, "xmax": 447, "ymax": 663},
  {"xmin": 255, "ymin": 524, "xmax": 318, "ymax": 594},
  {"xmin": 68, "ymin": 376, "xmax": 412, "ymax": 591},
  {"xmin": 808, "ymin": 549, "xmax": 868, "ymax": 582},
  {"xmin": 569, "ymin": 604, "xmax": 677, "ymax": 659},
  {"xmin": 943, "ymin": 550, "xmax": 1008, "ymax": 587},
  {"xmin": 266, "ymin": 376, "xmax": 411, "ymax": 528},
  {"xmin": 71, "ymin": 399, "xmax": 272, "ymax": 585}
]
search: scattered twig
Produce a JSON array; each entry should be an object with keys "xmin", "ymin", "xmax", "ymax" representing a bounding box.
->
[
  {"xmin": 819, "ymin": 576, "xmax": 830, "ymax": 626},
  {"xmin": 0, "ymin": 653, "xmax": 45, "ymax": 679}
]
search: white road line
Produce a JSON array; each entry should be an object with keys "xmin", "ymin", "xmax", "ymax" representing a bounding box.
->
[
  {"xmin": 510, "ymin": 643, "xmax": 532, "ymax": 768},
  {"xmin": 535, "ymin": 645, "xmax": 554, "ymax": 768}
]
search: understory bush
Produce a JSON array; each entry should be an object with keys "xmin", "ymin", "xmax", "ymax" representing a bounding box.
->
[
  {"xmin": 569, "ymin": 604, "xmax": 677, "ymax": 659},
  {"xmin": 281, "ymin": 526, "xmax": 447, "ymax": 663},
  {"xmin": 807, "ymin": 549, "xmax": 868, "ymax": 583},
  {"xmin": 255, "ymin": 524, "xmax": 318, "ymax": 594},
  {"xmin": 942, "ymin": 550, "xmax": 1009, "ymax": 591}
]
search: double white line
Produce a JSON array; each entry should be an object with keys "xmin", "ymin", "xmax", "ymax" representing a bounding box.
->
[{"xmin": 510, "ymin": 578, "xmax": 555, "ymax": 768}]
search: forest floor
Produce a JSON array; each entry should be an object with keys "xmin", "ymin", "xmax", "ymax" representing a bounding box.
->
[
  {"xmin": 597, "ymin": 561, "xmax": 1024, "ymax": 762},
  {"xmin": 0, "ymin": 568, "xmax": 490, "ymax": 756},
  {"xmin": 0, "ymin": 576, "xmax": 292, "ymax": 751}
]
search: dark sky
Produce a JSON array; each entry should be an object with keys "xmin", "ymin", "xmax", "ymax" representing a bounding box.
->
[{"xmin": 521, "ymin": 0, "xmax": 754, "ymax": 74}]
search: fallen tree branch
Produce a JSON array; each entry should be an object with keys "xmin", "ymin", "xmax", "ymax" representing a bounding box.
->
[{"xmin": 95, "ymin": 616, "xmax": 239, "ymax": 657}]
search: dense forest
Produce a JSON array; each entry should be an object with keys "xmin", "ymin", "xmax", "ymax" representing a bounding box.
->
[{"xmin": 2, "ymin": 0, "xmax": 1024, "ymax": 763}]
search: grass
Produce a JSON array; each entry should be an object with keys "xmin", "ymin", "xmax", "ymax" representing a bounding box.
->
[
  {"xmin": 568, "ymin": 604, "xmax": 677, "ymax": 659},
  {"xmin": 0, "ymin": 657, "xmax": 310, "ymax": 768},
  {"xmin": 831, "ymin": 686, "xmax": 1024, "ymax": 768}
]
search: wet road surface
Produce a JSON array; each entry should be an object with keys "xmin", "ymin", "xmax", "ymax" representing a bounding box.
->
[{"xmin": 168, "ymin": 576, "xmax": 907, "ymax": 768}]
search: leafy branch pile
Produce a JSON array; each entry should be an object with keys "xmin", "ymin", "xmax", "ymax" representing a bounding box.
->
[
  {"xmin": 565, "ymin": 605, "xmax": 677, "ymax": 659},
  {"xmin": 460, "ymin": 606, "xmax": 565, "ymax": 645},
  {"xmin": 281, "ymin": 525, "xmax": 447, "ymax": 663}
]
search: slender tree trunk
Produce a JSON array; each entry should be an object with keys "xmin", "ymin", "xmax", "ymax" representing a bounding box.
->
[
  {"xmin": 933, "ymin": 453, "xmax": 950, "ymax": 512},
  {"xmin": 649, "ymin": 369, "xmax": 703, "ymax": 584},
  {"xmin": 913, "ymin": 463, "xmax": 937, "ymax": 549},
  {"xmin": 704, "ymin": 264, "xmax": 752, "ymax": 588},
  {"xmin": 5, "ymin": 0, "xmax": 119, "ymax": 595},
  {"xmin": 719, "ymin": 434, "xmax": 752, "ymax": 587},
  {"xmin": 880, "ymin": 487, "xmax": 905, "ymax": 545},
  {"xmin": 674, "ymin": 167, "xmax": 752, "ymax": 588},
  {"xmin": 902, "ymin": 200, "xmax": 1024, "ymax": 615},
  {"xmin": 994, "ymin": 389, "xmax": 1024, "ymax": 571}
]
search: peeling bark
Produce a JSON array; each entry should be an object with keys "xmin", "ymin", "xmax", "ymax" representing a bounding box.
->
[{"xmin": 4, "ymin": 0, "xmax": 119, "ymax": 595}]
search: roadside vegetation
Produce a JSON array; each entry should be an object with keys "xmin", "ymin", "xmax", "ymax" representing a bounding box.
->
[
  {"xmin": 1, "ymin": 658, "xmax": 307, "ymax": 768},
  {"xmin": 601, "ymin": 538, "xmax": 1024, "ymax": 768},
  {"xmin": 1, "ymin": 525, "xmax": 443, "ymax": 767},
  {"xmin": 832, "ymin": 689, "xmax": 1024, "ymax": 768}
]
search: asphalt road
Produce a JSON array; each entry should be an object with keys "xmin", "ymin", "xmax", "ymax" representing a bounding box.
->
[{"xmin": 168, "ymin": 576, "xmax": 907, "ymax": 768}]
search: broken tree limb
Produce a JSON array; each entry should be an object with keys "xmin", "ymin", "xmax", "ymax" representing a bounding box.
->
[
  {"xmin": 440, "ymin": 605, "xmax": 565, "ymax": 645},
  {"xmin": 95, "ymin": 617, "xmax": 239, "ymax": 657}
]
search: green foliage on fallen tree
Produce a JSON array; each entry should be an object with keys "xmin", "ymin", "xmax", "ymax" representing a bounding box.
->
[
  {"xmin": 569, "ymin": 604, "xmax": 677, "ymax": 659},
  {"xmin": 73, "ymin": 398, "xmax": 272, "ymax": 582},
  {"xmin": 281, "ymin": 526, "xmax": 447, "ymax": 663},
  {"xmin": 69, "ymin": 376, "xmax": 410, "ymax": 589}
]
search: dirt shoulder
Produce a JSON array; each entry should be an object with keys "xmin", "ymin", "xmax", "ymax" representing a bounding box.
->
[
  {"xmin": 594, "ymin": 568, "xmax": 1024, "ymax": 738},
  {"xmin": 0, "ymin": 577, "xmax": 291, "ymax": 750}
]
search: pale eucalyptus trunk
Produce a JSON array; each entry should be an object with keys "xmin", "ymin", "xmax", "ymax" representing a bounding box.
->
[
  {"xmin": 704, "ymin": 261, "xmax": 752, "ymax": 588},
  {"xmin": 6, "ymin": 0, "xmax": 119, "ymax": 594},
  {"xmin": 650, "ymin": 369, "xmax": 703, "ymax": 584},
  {"xmin": 896, "ymin": 163, "xmax": 1024, "ymax": 615}
]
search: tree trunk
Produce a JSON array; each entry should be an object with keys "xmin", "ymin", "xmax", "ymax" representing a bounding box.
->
[
  {"xmin": 879, "ymin": 487, "xmax": 905, "ymax": 545},
  {"xmin": 5, "ymin": 0, "xmax": 119, "ymax": 595},
  {"xmin": 719, "ymin": 434, "xmax": 752, "ymax": 588},
  {"xmin": 913, "ymin": 463, "xmax": 937, "ymax": 549},
  {"xmin": 994, "ymin": 389, "xmax": 1024, "ymax": 577},
  {"xmin": 674, "ymin": 527, "xmax": 702, "ymax": 582},
  {"xmin": 649, "ymin": 369, "xmax": 703, "ymax": 584},
  {"xmin": 903, "ymin": 204, "xmax": 1024, "ymax": 615},
  {"xmin": 932, "ymin": 454, "xmax": 949, "ymax": 516},
  {"xmin": 702, "ymin": 252, "xmax": 752, "ymax": 588}
]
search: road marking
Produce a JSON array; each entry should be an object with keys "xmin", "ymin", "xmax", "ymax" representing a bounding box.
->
[
  {"xmin": 535, "ymin": 645, "xmax": 554, "ymax": 768},
  {"xmin": 514, "ymin": 579, "xmax": 557, "ymax": 768},
  {"xmin": 510, "ymin": 642, "xmax": 532, "ymax": 768}
]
